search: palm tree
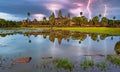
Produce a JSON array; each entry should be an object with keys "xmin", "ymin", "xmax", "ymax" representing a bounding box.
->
[
  {"xmin": 113, "ymin": 16, "xmax": 116, "ymax": 20},
  {"xmin": 49, "ymin": 12, "xmax": 55, "ymax": 29},
  {"xmin": 113, "ymin": 16, "xmax": 116, "ymax": 25},
  {"xmin": 80, "ymin": 12, "xmax": 83, "ymax": 17},
  {"xmin": 99, "ymin": 14, "xmax": 102, "ymax": 18},
  {"xmin": 27, "ymin": 12, "xmax": 30, "ymax": 20},
  {"xmin": 99, "ymin": 14, "xmax": 102, "ymax": 21}
]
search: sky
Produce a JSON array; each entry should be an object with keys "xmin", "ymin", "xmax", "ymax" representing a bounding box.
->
[{"xmin": 0, "ymin": 0, "xmax": 120, "ymax": 21}]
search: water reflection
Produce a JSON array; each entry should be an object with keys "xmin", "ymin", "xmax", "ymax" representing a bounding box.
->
[
  {"xmin": 0, "ymin": 30, "xmax": 119, "ymax": 55},
  {"xmin": 0, "ymin": 30, "xmax": 118, "ymax": 45},
  {"xmin": 0, "ymin": 30, "xmax": 120, "ymax": 72},
  {"xmin": 114, "ymin": 41, "xmax": 120, "ymax": 54}
]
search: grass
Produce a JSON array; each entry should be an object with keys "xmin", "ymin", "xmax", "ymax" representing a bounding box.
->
[
  {"xmin": 55, "ymin": 58, "xmax": 74, "ymax": 70},
  {"xmin": 1, "ymin": 27, "xmax": 120, "ymax": 35},
  {"xmin": 0, "ymin": 58, "xmax": 2, "ymax": 67},
  {"xmin": 107, "ymin": 55, "xmax": 120, "ymax": 66},
  {"xmin": 80, "ymin": 58, "xmax": 94, "ymax": 70},
  {"xmin": 96, "ymin": 60, "xmax": 107, "ymax": 71},
  {"xmin": 80, "ymin": 58, "xmax": 107, "ymax": 71},
  {"xmin": 53, "ymin": 27, "xmax": 120, "ymax": 35}
]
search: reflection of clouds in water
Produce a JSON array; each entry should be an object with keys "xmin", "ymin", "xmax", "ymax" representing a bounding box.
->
[
  {"xmin": 0, "ymin": 44, "xmax": 7, "ymax": 47},
  {"xmin": 50, "ymin": 39, "xmax": 89, "ymax": 57},
  {"xmin": 34, "ymin": 36, "xmax": 44, "ymax": 43},
  {"xmin": 50, "ymin": 35, "xmax": 118, "ymax": 57},
  {"xmin": 0, "ymin": 33, "xmax": 120, "ymax": 58}
]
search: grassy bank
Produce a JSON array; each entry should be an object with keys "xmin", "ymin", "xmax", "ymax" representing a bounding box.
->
[
  {"xmin": 0, "ymin": 27, "xmax": 120, "ymax": 35},
  {"xmin": 53, "ymin": 27, "xmax": 120, "ymax": 35}
]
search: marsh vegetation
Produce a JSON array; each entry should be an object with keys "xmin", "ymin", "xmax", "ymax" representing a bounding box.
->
[{"xmin": 0, "ymin": 29, "xmax": 120, "ymax": 72}]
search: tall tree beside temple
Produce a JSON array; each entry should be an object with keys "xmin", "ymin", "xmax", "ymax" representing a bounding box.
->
[
  {"xmin": 49, "ymin": 12, "xmax": 55, "ymax": 28},
  {"xmin": 43, "ymin": 17, "xmax": 47, "ymax": 24}
]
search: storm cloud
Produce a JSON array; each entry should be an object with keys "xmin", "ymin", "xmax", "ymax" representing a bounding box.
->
[{"xmin": 0, "ymin": 0, "xmax": 120, "ymax": 21}]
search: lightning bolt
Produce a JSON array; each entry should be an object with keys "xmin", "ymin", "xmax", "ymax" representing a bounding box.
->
[
  {"xmin": 86, "ymin": 0, "xmax": 92, "ymax": 20},
  {"xmin": 51, "ymin": 8, "xmax": 56, "ymax": 17},
  {"xmin": 103, "ymin": 4, "xmax": 108, "ymax": 17},
  {"xmin": 45, "ymin": 3, "xmax": 63, "ymax": 17}
]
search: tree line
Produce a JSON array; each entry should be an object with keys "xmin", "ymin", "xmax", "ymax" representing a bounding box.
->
[
  {"xmin": 0, "ymin": 11, "xmax": 120, "ymax": 27},
  {"xmin": 0, "ymin": 18, "xmax": 22, "ymax": 28}
]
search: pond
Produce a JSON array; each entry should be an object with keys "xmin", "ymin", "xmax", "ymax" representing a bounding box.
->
[{"xmin": 0, "ymin": 29, "xmax": 120, "ymax": 72}]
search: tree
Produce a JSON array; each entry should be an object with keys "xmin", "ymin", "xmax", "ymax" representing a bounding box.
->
[
  {"xmin": 101, "ymin": 17, "xmax": 108, "ymax": 26},
  {"xmin": 98, "ymin": 14, "xmax": 102, "ymax": 22},
  {"xmin": 27, "ymin": 12, "xmax": 30, "ymax": 20},
  {"xmin": 0, "ymin": 18, "xmax": 5, "ymax": 27},
  {"xmin": 108, "ymin": 20, "xmax": 113, "ymax": 27},
  {"xmin": 58, "ymin": 10, "xmax": 63, "ymax": 18},
  {"xmin": 99, "ymin": 14, "xmax": 102, "ymax": 18},
  {"xmin": 92, "ymin": 16, "xmax": 99, "ymax": 26},
  {"xmin": 113, "ymin": 16, "xmax": 116, "ymax": 20},
  {"xmin": 113, "ymin": 16, "xmax": 116, "ymax": 25},
  {"xmin": 72, "ymin": 17, "xmax": 81, "ymax": 26},
  {"xmin": 43, "ymin": 17, "xmax": 47, "ymax": 24},
  {"xmin": 80, "ymin": 16, "xmax": 88, "ymax": 26},
  {"xmin": 89, "ymin": 20, "xmax": 93, "ymax": 26},
  {"xmin": 80, "ymin": 12, "xmax": 83, "ymax": 17},
  {"xmin": 33, "ymin": 19, "xmax": 38, "ymax": 24},
  {"xmin": 49, "ymin": 12, "xmax": 55, "ymax": 29}
]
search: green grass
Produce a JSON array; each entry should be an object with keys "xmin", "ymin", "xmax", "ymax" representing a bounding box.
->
[
  {"xmin": 0, "ymin": 27, "xmax": 120, "ymax": 35},
  {"xmin": 96, "ymin": 60, "xmax": 107, "ymax": 71},
  {"xmin": 80, "ymin": 58, "xmax": 94, "ymax": 70},
  {"xmin": 80, "ymin": 58, "xmax": 107, "ymax": 71},
  {"xmin": 53, "ymin": 27, "xmax": 120, "ymax": 35},
  {"xmin": 107, "ymin": 55, "xmax": 120, "ymax": 66},
  {"xmin": 55, "ymin": 58, "xmax": 74, "ymax": 70}
]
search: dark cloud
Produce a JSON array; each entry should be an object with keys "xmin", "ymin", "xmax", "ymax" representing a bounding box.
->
[{"xmin": 0, "ymin": 0, "xmax": 120, "ymax": 20}]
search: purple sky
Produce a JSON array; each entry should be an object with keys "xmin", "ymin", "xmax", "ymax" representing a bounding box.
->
[{"xmin": 0, "ymin": 0, "xmax": 120, "ymax": 21}]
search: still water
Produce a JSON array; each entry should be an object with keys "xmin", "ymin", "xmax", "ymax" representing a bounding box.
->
[{"xmin": 0, "ymin": 30, "xmax": 120, "ymax": 72}]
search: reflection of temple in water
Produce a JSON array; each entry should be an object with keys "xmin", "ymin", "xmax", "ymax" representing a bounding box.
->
[{"xmin": 0, "ymin": 30, "xmax": 115, "ymax": 45}]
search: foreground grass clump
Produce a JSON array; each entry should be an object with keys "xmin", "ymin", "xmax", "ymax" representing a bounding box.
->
[
  {"xmin": 55, "ymin": 58, "xmax": 74, "ymax": 70},
  {"xmin": 80, "ymin": 58, "xmax": 94, "ymax": 70},
  {"xmin": 0, "ymin": 58, "xmax": 2, "ymax": 67},
  {"xmin": 96, "ymin": 60, "xmax": 107, "ymax": 71},
  {"xmin": 107, "ymin": 55, "xmax": 120, "ymax": 66},
  {"xmin": 80, "ymin": 58, "xmax": 107, "ymax": 71}
]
